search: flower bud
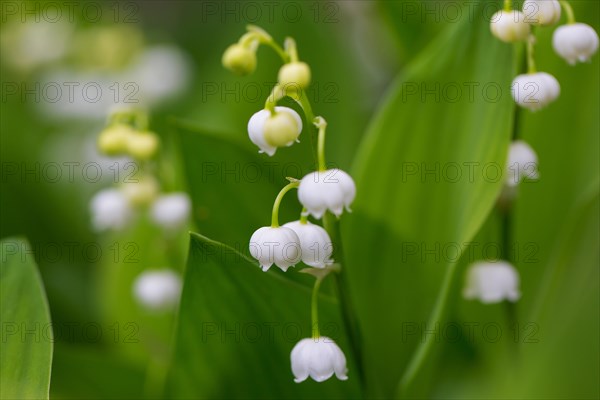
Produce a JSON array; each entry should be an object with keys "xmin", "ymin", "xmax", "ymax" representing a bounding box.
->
[
  {"xmin": 298, "ymin": 169, "xmax": 356, "ymax": 219},
  {"xmin": 222, "ymin": 43, "xmax": 257, "ymax": 75},
  {"xmin": 553, "ymin": 23, "xmax": 599, "ymax": 65},
  {"xmin": 121, "ymin": 176, "xmax": 159, "ymax": 206},
  {"xmin": 126, "ymin": 131, "xmax": 159, "ymax": 160},
  {"xmin": 283, "ymin": 221, "xmax": 333, "ymax": 268},
  {"xmin": 522, "ymin": 0, "xmax": 561, "ymax": 26},
  {"xmin": 249, "ymin": 226, "xmax": 301, "ymax": 272},
  {"xmin": 506, "ymin": 140, "xmax": 539, "ymax": 187},
  {"xmin": 511, "ymin": 72, "xmax": 560, "ymax": 111},
  {"xmin": 151, "ymin": 193, "xmax": 191, "ymax": 231},
  {"xmin": 90, "ymin": 188, "xmax": 133, "ymax": 232},
  {"xmin": 248, "ymin": 107, "xmax": 302, "ymax": 156},
  {"xmin": 291, "ymin": 337, "xmax": 348, "ymax": 383},
  {"xmin": 133, "ymin": 269, "xmax": 182, "ymax": 311},
  {"xmin": 97, "ymin": 124, "xmax": 134, "ymax": 155},
  {"xmin": 278, "ymin": 62, "xmax": 311, "ymax": 91},
  {"xmin": 490, "ymin": 10, "xmax": 531, "ymax": 42},
  {"xmin": 463, "ymin": 261, "xmax": 521, "ymax": 304}
]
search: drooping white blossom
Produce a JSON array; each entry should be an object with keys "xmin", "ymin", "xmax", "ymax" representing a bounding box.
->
[
  {"xmin": 511, "ymin": 72, "xmax": 560, "ymax": 111},
  {"xmin": 506, "ymin": 140, "xmax": 539, "ymax": 187},
  {"xmin": 553, "ymin": 23, "xmax": 599, "ymax": 65},
  {"xmin": 150, "ymin": 193, "xmax": 192, "ymax": 231},
  {"xmin": 133, "ymin": 269, "xmax": 182, "ymax": 311},
  {"xmin": 283, "ymin": 221, "xmax": 333, "ymax": 268},
  {"xmin": 247, "ymin": 107, "xmax": 302, "ymax": 156},
  {"xmin": 291, "ymin": 337, "xmax": 348, "ymax": 383},
  {"xmin": 522, "ymin": 0, "xmax": 561, "ymax": 26},
  {"xmin": 249, "ymin": 226, "xmax": 302, "ymax": 272},
  {"xmin": 90, "ymin": 188, "xmax": 133, "ymax": 231},
  {"xmin": 463, "ymin": 261, "xmax": 521, "ymax": 304},
  {"xmin": 298, "ymin": 169, "xmax": 356, "ymax": 219},
  {"xmin": 490, "ymin": 10, "xmax": 531, "ymax": 43}
]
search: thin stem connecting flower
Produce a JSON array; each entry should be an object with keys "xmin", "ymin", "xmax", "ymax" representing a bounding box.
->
[
  {"xmin": 559, "ymin": 0, "xmax": 576, "ymax": 24},
  {"xmin": 271, "ymin": 182, "xmax": 299, "ymax": 227}
]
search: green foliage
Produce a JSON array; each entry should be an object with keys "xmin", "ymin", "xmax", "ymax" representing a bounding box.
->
[{"xmin": 1, "ymin": 238, "xmax": 53, "ymax": 399}]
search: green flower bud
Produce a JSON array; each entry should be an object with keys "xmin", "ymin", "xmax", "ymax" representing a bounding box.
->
[
  {"xmin": 263, "ymin": 110, "xmax": 302, "ymax": 147},
  {"xmin": 97, "ymin": 124, "xmax": 134, "ymax": 155},
  {"xmin": 121, "ymin": 176, "xmax": 159, "ymax": 206},
  {"xmin": 278, "ymin": 62, "xmax": 311, "ymax": 91},
  {"xmin": 222, "ymin": 43, "xmax": 257, "ymax": 75},
  {"xmin": 127, "ymin": 131, "xmax": 159, "ymax": 160}
]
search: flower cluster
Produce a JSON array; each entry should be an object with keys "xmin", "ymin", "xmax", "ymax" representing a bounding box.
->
[
  {"xmin": 223, "ymin": 26, "xmax": 353, "ymax": 383},
  {"xmin": 491, "ymin": 0, "xmax": 598, "ymax": 111},
  {"xmin": 91, "ymin": 107, "xmax": 190, "ymax": 311}
]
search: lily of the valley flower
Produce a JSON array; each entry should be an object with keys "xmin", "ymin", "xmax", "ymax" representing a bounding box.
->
[
  {"xmin": 506, "ymin": 140, "xmax": 539, "ymax": 187},
  {"xmin": 247, "ymin": 106, "xmax": 303, "ymax": 156},
  {"xmin": 133, "ymin": 269, "xmax": 182, "ymax": 311},
  {"xmin": 291, "ymin": 337, "xmax": 348, "ymax": 383},
  {"xmin": 522, "ymin": 0, "xmax": 561, "ymax": 26},
  {"xmin": 298, "ymin": 169, "xmax": 356, "ymax": 219},
  {"xmin": 278, "ymin": 62, "xmax": 312, "ymax": 91},
  {"xmin": 90, "ymin": 188, "xmax": 133, "ymax": 231},
  {"xmin": 249, "ymin": 226, "xmax": 302, "ymax": 272},
  {"xmin": 490, "ymin": 10, "xmax": 531, "ymax": 43},
  {"xmin": 283, "ymin": 221, "xmax": 333, "ymax": 268},
  {"xmin": 222, "ymin": 43, "xmax": 257, "ymax": 76},
  {"xmin": 553, "ymin": 23, "xmax": 599, "ymax": 65},
  {"xmin": 121, "ymin": 176, "xmax": 159, "ymax": 206},
  {"xmin": 463, "ymin": 261, "xmax": 521, "ymax": 304},
  {"xmin": 151, "ymin": 192, "xmax": 191, "ymax": 231},
  {"xmin": 511, "ymin": 72, "xmax": 560, "ymax": 111}
]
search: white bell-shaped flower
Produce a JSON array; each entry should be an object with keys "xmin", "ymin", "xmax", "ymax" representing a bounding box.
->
[
  {"xmin": 522, "ymin": 0, "xmax": 561, "ymax": 26},
  {"xmin": 150, "ymin": 193, "xmax": 191, "ymax": 231},
  {"xmin": 552, "ymin": 23, "xmax": 599, "ymax": 65},
  {"xmin": 463, "ymin": 261, "xmax": 521, "ymax": 304},
  {"xmin": 247, "ymin": 106, "xmax": 302, "ymax": 156},
  {"xmin": 490, "ymin": 10, "xmax": 531, "ymax": 43},
  {"xmin": 298, "ymin": 169, "xmax": 356, "ymax": 219},
  {"xmin": 283, "ymin": 221, "xmax": 333, "ymax": 268},
  {"xmin": 511, "ymin": 72, "xmax": 560, "ymax": 111},
  {"xmin": 506, "ymin": 140, "xmax": 539, "ymax": 187},
  {"xmin": 249, "ymin": 226, "xmax": 301, "ymax": 272},
  {"xmin": 133, "ymin": 269, "xmax": 182, "ymax": 311},
  {"xmin": 90, "ymin": 188, "xmax": 133, "ymax": 231},
  {"xmin": 291, "ymin": 337, "xmax": 348, "ymax": 383}
]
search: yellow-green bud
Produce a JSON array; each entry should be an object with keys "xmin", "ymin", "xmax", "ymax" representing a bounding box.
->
[
  {"xmin": 97, "ymin": 124, "xmax": 135, "ymax": 155},
  {"xmin": 127, "ymin": 131, "xmax": 159, "ymax": 160},
  {"xmin": 263, "ymin": 111, "xmax": 301, "ymax": 147},
  {"xmin": 278, "ymin": 62, "xmax": 311, "ymax": 91},
  {"xmin": 222, "ymin": 43, "xmax": 257, "ymax": 76},
  {"xmin": 121, "ymin": 176, "xmax": 159, "ymax": 206}
]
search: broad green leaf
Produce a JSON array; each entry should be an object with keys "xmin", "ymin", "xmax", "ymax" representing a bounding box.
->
[
  {"xmin": 1, "ymin": 237, "xmax": 53, "ymax": 399},
  {"xmin": 165, "ymin": 233, "xmax": 361, "ymax": 398},
  {"xmin": 342, "ymin": 1, "xmax": 517, "ymax": 397}
]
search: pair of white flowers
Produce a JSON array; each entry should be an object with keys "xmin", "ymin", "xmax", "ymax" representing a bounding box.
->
[
  {"xmin": 90, "ymin": 185, "xmax": 191, "ymax": 233},
  {"xmin": 249, "ymin": 168, "xmax": 355, "ymax": 272}
]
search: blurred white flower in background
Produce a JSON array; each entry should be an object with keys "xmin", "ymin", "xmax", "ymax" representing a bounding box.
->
[
  {"xmin": 506, "ymin": 140, "xmax": 539, "ymax": 187},
  {"xmin": 150, "ymin": 193, "xmax": 192, "ymax": 231},
  {"xmin": 0, "ymin": 20, "xmax": 72, "ymax": 72},
  {"xmin": 90, "ymin": 188, "xmax": 133, "ymax": 232},
  {"xmin": 133, "ymin": 269, "xmax": 182, "ymax": 311},
  {"xmin": 291, "ymin": 337, "xmax": 348, "ymax": 383},
  {"xmin": 511, "ymin": 72, "xmax": 560, "ymax": 111},
  {"xmin": 522, "ymin": 0, "xmax": 561, "ymax": 26},
  {"xmin": 463, "ymin": 261, "xmax": 521, "ymax": 304}
]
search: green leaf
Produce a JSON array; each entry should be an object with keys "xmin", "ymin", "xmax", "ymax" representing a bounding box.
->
[
  {"xmin": 1, "ymin": 237, "xmax": 53, "ymax": 400},
  {"xmin": 341, "ymin": 2, "xmax": 518, "ymax": 397},
  {"xmin": 165, "ymin": 233, "xmax": 361, "ymax": 398}
]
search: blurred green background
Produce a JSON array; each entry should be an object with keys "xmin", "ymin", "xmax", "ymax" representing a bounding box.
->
[{"xmin": 1, "ymin": 1, "xmax": 598, "ymax": 399}]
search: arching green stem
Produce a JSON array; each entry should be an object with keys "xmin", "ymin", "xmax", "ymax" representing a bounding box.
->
[
  {"xmin": 315, "ymin": 117, "xmax": 328, "ymax": 171},
  {"xmin": 527, "ymin": 33, "xmax": 537, "ymax": 74},
  {"xmin": 271, "ymin": 182, "xmax": 299, "ymax": 227},
  {"xmin": 284, "ymin": 37, "xmax": 300, "ymax": 63},
  {"xmin": 300, "ymin": 208, "xmax": 309, "ymax": 224},
  {"xmin": 559, "ymin": 1, "xmax": 576, "ymax": 24},
  {"xmin": 311, "ymin": 277, "xmax": 323, "ymax": 338},
  {"xmin": 243, "ymin": 26, "xmax": 289, "ymax": 63}
]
